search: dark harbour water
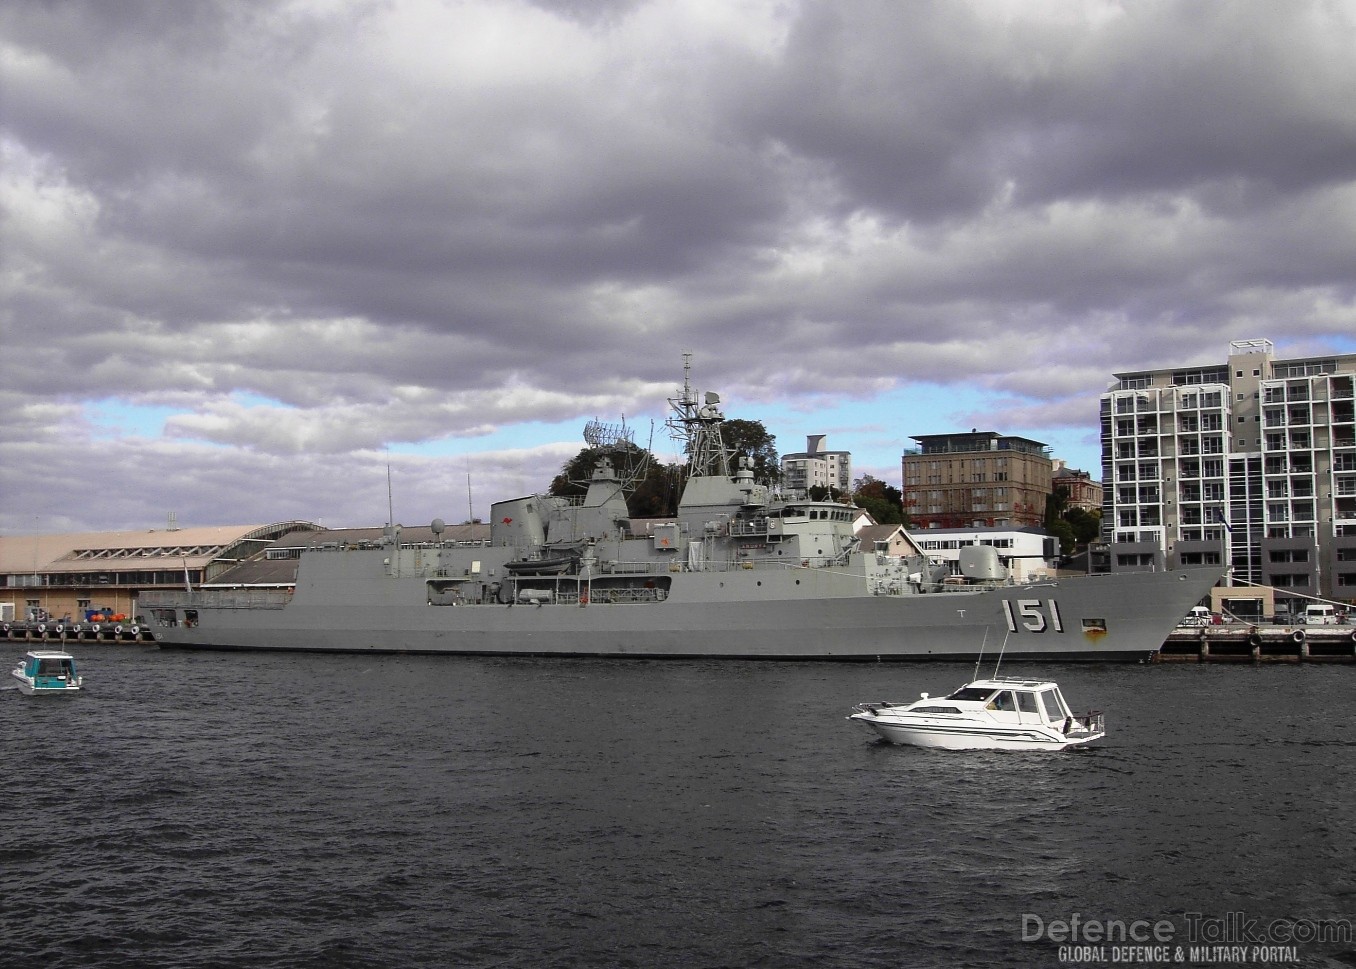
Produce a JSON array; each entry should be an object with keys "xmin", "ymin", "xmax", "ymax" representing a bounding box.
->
[{"xmin": 3, "ymin": 650, "xmax": 1354, "ymax": 969}]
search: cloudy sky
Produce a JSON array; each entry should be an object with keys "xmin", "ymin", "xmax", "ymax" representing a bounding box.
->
[{"xmin": 3, "ymin": 0, "xmax": 1355, "ymax": 534}]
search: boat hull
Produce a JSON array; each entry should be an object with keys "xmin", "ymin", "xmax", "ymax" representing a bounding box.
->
[
  {"xmin": 10, "ymin": 670, "xmax": 81, "ymax": 695},
  {"xmin": 850, "ymin": 715, "xmax": 1100, "ymax": 750},
  {"xmin": 146, "ymin": 561, "xmax": 1220, "ymax": 661}
]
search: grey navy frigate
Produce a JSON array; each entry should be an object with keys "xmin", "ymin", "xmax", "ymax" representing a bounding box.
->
[{"xmin": 146, "ymin": 359, "xmax": 1220, "ymax": 660}]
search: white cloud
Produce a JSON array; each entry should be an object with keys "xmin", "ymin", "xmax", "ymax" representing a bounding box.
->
[{"xmin": 2, "ymin": 0, "xmax": 1354, "ymax": 530}]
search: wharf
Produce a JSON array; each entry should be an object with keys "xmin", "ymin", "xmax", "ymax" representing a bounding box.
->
[
  {"xmin": 4, "ymin": 619, "xmax": 1352, "ymax": 661},
  {"xmin": 1158, "ymin": 624, "xmax": 1356, "ymax": 663},
  {"xmin": 1, "ymin": 620, "xmax": 155, "ymax": 646}
]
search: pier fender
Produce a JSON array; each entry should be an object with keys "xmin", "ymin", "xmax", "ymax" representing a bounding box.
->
[
  {"xmin": 114, "ymin": 624, "xmax": 123, "ymax": 635},
  {"xmin": 1, "ymin": 623, "xmax": 8, "ymax": 633},
  {"xmin": 37, "ymin": 623, "xmax": 46, "ymax": 634},
  {"xmin": 130, "ymin": 625, "xmax": 140, "ymax": 636},
  {"xmin": 55, "ymin": 623, "xmax": 64, "ymax": 634},
  {"xmin": 1248, "ymin": 632, "xmax": 1262, "ymax": 647},
  {"xmin": 90, "ymin": 624, "xmax": 100, "ymax": 633},
  {"xmin": 1291, "ymin": 629, "xmax": 1305, "ymax": 644},
  {"xmin": 71, "ymin": 623, "xmax": 82, "ymax": 633}
]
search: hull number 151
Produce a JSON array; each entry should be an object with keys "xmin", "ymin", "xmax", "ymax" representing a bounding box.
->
[{"xmin": 1001, "ymin": 598, "xmax": 1064, "ymax": 634}]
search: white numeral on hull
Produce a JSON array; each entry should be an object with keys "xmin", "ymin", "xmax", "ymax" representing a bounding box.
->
[{"xmin": 1001, "ymin": 598, "xmax": 1064, "ymax": 634}]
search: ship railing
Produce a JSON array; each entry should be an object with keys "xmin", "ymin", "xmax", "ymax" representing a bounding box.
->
[
  {"xmin": 728, "ymin": 520, "xmax": 775, "ymax": 537},
  {"xmin": 139, "ymin": 589, "xmax": 294, "ymax": 610}
]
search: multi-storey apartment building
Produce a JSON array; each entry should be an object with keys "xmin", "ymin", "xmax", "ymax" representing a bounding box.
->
[
  {"xmin": 901, "ymin": 431, "xmax": 1052, "ymax": 529},
  {"xmin": 1098, "ymin": 339, "xmax": 1356, "ymax": 604},
  {"xmin": 781, "ymin": 435, "xmax": 852, "ymax": 495}
]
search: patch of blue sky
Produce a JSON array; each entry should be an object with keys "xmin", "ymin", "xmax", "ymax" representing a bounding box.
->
[
  {"xmin": 389, "ymin": 382, "xmax": 1105, "ymax": 487},
  {"xmin": 85, "ymin": 398, "xmax": 180, "ymax": 440},
  {"xmin": 391, "ymin": 417, "xmax": 605, "ymax": 459}
]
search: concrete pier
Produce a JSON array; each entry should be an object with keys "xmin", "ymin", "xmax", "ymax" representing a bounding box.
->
[
  {"xmin": 1, "ymin": 621, "xmax": 156, "ymax": 645},
  {"xmin": 1158, "ymin": 624, "xmax": 1356, "ymax": 663}
]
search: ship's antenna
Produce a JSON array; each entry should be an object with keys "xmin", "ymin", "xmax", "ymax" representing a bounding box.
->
[
  {"xmin": 386, "ymin": 461, "xmax": 395, "ymax": 528},
  {"xmin": 467, "ymin": 463, "xmax": 474, "ymax": 523}
]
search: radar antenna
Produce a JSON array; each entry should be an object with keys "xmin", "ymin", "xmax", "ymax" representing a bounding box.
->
[
  {"xmin": 583, "ymin": 417, "xmax": 635, "ymax": 449},
  {"xmin": 667, "ymin": 352, "xmax": 730, "ymax": 478}
]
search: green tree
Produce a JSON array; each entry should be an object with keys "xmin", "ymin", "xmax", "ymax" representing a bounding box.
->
[
  {"xmin": 1065, "ymin": 507, "xmax": 1103, "ymax": 546},
  {"xmin": 1048, "ymin": 518, "xmax": 1077, "ymax": 559},
  {"xmin": 721, "ymin": 418, "xmax": 781, "ymax": 487},
  {"xmin": 851, "ymin": 474, "xmax": 905, "ymax": 525}
]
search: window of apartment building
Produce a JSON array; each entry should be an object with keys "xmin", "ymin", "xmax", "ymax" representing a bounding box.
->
[{"xmin": 1269, "ymin": 549, "xmax": 1309, "ymax": 563}]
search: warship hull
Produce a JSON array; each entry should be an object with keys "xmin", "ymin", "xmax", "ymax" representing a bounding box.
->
[{"xmin": 145, "ymin": 548, "xmax": 1219, "ymax": 661}]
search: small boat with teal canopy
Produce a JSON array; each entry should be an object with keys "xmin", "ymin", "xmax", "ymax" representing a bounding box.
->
[{"xmin": 10, "ymin": 650, "xmax": 83, "ymax": 695}]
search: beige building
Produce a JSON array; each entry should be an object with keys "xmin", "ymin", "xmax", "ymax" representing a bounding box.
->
[
  {"xmin": 0, "ymin": 523, "xmax": 319, "ymax": 624},
  {"xmin": 1098, "ymin": 338, "xmax": 1356, "ymax": 608},
  {"xmin": 902, "ymin": 431, "xmax": 1053, "ymax": 529}
]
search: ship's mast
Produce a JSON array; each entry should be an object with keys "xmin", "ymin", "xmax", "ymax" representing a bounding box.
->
[{"xmin": 668, "ymin": 352, "xmax": 730, "ymax": 479}]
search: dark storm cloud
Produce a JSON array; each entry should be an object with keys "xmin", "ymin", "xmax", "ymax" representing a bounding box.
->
[{"xmin": 2, "ymin": 0, "xmax": 1354, "ymax": 530}]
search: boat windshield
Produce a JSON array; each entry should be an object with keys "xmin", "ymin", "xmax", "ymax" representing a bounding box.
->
[
  {"xmin": 1038, "ymin": 689, "xmax": 1068, "ymax": 722},
  {"xmin": 947, "ymin": 687, "xmax": 996, "ymax": 702}
]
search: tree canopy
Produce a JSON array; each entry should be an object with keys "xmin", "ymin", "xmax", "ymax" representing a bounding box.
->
[
  {"xmin": 721, "ymin": 418, "xmax": 781, "ymax": 486},
  {"xmin": 1045, "ymin": 486, "xmax": 1102, "ymax": 559},
  {"xmin": 852, "ymin": 474, "xmax": 906, "ymax": 525}
]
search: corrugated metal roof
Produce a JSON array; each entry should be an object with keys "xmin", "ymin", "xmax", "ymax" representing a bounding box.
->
[{"xmin": 0, "ymin": 523, "xmax": 319, "ymax": 573}]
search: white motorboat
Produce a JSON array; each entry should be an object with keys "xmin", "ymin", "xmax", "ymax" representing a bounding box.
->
[
  {"xmin": 848, "ymin": 676, "xmax": 1103, "ymax": 751},
  {"xmin": 10, "ymin": 650, "xmax": 84, "ymax": 695}
]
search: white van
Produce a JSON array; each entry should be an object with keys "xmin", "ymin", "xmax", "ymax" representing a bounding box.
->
[
  {"xmin": 1303, "ymin": 604, "xmax": 1338, "ymax": 625},
  {"xmin": 1181, "ymin": 606, "xmax": 1213, "ymax": 626}
]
